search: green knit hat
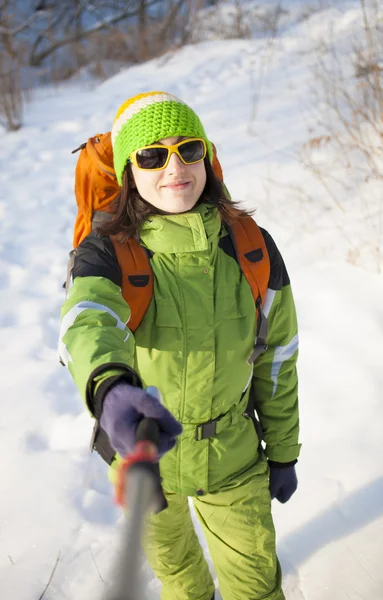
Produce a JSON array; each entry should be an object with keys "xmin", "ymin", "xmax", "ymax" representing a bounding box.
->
[{"xmin": 111, "ymin": 91, "xmax": 213, "ymax": 185}]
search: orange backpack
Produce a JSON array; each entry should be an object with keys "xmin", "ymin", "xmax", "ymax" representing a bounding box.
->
[{"xmin": 70, "ymin": 132, "xmax": 270, "ymax": 363}]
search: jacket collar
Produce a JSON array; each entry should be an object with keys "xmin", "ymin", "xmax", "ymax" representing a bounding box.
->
[{"xmin": 139, "ymin": 203, "xmax": 221, "ymax": 254}]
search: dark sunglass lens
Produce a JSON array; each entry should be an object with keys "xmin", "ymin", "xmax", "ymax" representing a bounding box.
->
[
  {"xmin": 136, "ymin": 147, "xmax": 168, "ymax": 169},
  {"xmin": 179, "ymin": 140, "xmax": 204, "ymax": 163}
]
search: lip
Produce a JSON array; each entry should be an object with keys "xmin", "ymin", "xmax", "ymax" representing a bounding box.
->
[{"xmin": 163, "ymin": 181, "xmax": 191, "ymax": 190}]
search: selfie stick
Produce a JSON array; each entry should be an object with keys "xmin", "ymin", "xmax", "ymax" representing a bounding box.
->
[{"xmin": 102, "ymin": 389, "xmax": 167, "ymax": 600}]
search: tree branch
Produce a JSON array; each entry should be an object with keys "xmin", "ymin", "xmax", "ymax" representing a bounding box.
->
[
  {"xmin": 0, "ymin": 10, "xmax": 47, "ymax": 36},
  {"xmin": 37, "ymin": 551, "xmax": 61, "ymax": 600},
  {"xmin": 29, "ymin": 0, "xmax": 162, "ymax": 66},
  {"xmin": 160, "ymin": 0, "xmax": 186, "ymax": 44}
]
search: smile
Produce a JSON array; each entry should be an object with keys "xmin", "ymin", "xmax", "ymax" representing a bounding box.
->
[{"xmin": 164, "ymin": 182, "xmax": 191, "ymax": 190}]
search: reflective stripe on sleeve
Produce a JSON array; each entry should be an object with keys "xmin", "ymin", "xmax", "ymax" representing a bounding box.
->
[
  {"xmin": 271, "ymin": 334, "xmax": 299, "ymax": 398},
  {"xmin": 58, "ymin": 301, "xmax": 130, "ymax": 366}
]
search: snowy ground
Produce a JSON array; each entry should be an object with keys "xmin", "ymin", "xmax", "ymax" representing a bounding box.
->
[{"xmin": 0, "ymin": 1, "xmax": 382, "ymax": 599}]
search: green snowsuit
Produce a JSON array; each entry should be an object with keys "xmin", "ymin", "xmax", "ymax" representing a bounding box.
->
[{"xmin": 60, "ymin": 203, "xmax": 300, "ymax": 599}]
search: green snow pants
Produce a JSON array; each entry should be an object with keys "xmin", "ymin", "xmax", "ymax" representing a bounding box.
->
[{"xmin": 144, "ymin": 471, "xmax": 285, "ymax": 600}]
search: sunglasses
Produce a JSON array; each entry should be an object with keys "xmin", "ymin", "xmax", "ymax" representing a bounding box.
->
[{"xmin": 129, "ymin": 138, "xmax": 207, "ymax": 171}]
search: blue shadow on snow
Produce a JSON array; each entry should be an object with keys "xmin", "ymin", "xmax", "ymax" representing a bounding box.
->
[{"xmin": 279, "ymin": 475, "xmax": 383, "ymax": 573}]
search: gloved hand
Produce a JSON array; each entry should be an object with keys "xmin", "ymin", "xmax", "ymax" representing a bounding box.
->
[
  {"xmin": 268, "ymin": 462, "xmax": 298, "ymax": 504},
  {"xmin": 100, "ymin": 382, "xmax": 182, "ymax": 457}
]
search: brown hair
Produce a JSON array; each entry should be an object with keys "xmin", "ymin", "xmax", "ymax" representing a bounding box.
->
[{"xmin": 99, "ymin": 157, "xmax": 254, "ymax": 242}]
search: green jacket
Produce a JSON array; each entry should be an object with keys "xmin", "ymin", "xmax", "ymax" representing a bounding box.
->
[{"xmin": 60, "ymin": 203, "xmax": 300, "ymax": 496}]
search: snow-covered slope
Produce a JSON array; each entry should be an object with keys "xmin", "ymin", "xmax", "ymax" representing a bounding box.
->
[{"xmin": 0, "ymin": 1, "xmax": 382, "ymax": 599}]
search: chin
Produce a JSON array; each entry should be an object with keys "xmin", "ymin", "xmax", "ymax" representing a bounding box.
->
[
  {"xmin": 174, "ymin": 203, "xmax": 197, "ymax": 213},
  {"xmin": 165, "ymin": 199, "xmax": 197, "ymax": 213}
]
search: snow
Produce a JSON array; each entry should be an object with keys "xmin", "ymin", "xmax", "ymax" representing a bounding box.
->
[{"xmin": 0, "ymin": 1, "xmax": 382, "ymax": 598}]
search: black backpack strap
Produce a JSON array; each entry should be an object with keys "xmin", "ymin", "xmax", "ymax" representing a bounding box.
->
[
  {"xmin": 247, "ymin": 297, "xmax": 268, "ymax": 364},
  {"xmin": 242, "ymin": 385, "xmax": 263, "ymax": 450}
]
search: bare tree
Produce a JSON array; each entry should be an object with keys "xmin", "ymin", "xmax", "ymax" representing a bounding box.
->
[
  {"xmin": 28, "ymin": 1, "xmax": 163, "ymax": 67},
  {"xmin": 0, "ymin": 0, "xmax": 28, "ymax": 130},
  {"xmin": 0, "ymin": 0, "xmax": 231, "ymax": 123},
  {"xmin": 156, "ymin": 0, "xmax": 187, "ymax": 50},
  {"xmin": 137, "ymin": 0, "xmax": 149, "ymax": 61}
]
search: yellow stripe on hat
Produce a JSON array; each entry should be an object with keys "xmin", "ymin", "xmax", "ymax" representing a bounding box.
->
[{"xmin": 113, "ymin": 91, "xmax": 163, "ymax": 123}]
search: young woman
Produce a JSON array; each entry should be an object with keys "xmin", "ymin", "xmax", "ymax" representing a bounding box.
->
[{"xmin": 60, "ymin": 91, "xmax": 301, "ymax": 600}]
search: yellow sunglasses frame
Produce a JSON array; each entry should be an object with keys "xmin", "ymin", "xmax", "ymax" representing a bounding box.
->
[{"xmin": 129, "ymin": 138, "xmax": 207, "ymax": 171}]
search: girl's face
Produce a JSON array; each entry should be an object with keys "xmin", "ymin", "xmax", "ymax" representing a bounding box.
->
[{"xmin": 131, "ymin": 136, "xmax": 207, "ymax": 214}]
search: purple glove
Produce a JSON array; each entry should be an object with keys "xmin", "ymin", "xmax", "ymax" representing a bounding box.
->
[
  {"xmin": 100, "ymin": 382, "xmax": 182, "ymax": 457},
  {"xmin": 269, "ymin": 464, "xmax": 298, "ymax": 504}
]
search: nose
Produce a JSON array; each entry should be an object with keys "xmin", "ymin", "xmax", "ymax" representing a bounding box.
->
[{"xmin": 166, "ymin": 151, "xmax": 183, "ymax": 173}]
